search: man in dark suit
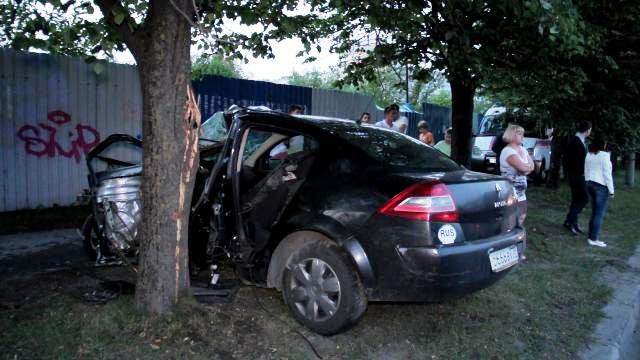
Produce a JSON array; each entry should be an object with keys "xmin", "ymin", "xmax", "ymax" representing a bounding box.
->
[{"xmin": 564, "ymin": 121, "xmax": 592, "ymax": 235}]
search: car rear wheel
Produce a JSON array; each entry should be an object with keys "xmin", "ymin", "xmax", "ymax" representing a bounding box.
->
[{"xmin": 282, "ymin": 236, "xmax": 367, "ymax": 335}]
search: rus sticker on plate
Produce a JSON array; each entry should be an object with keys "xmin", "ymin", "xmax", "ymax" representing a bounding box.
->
[{"xmin": 488, "ymin": 245, "xmax": 519, "ymax": 272}]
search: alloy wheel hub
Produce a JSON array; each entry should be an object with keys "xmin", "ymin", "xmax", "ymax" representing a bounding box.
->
[{"xmin": 289, "ymin": 258, "xmax": 341, "ymax": 322}]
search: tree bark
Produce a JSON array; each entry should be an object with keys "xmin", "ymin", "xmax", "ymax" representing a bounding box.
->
[
  {"xmin": 450, "ymin": 77, "xmax": 476, "ymax": 166},
  {"xmin": 131, "ymin": 0, "xmax": 199, "ymax": 314}
]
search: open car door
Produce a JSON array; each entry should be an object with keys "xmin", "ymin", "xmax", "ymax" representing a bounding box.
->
[{"xmin": 228, "ymin": 122, "xmax": 318, "ymax": 264}]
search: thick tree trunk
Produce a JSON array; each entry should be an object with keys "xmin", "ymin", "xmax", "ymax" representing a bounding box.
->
[
  {"xmin": 133, "ymin": 0, "xmax": 199, "ymax": 314},
  {"xmin": 450, "ymin": 77, "xmax": 476, "ymax": 166}
]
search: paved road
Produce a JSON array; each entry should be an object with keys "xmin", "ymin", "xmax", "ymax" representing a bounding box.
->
[
  {"xmin": 0, "ymin": 229, "xmax": 90, "ymax": 279},
  {"xmin": 580, "ymin": 244, "xmax": 640, "ymax": 360}
]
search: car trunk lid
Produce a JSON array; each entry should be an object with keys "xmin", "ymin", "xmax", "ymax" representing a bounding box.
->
[{"xmin": 381, "ymin": 170, "xmax": 519, "ymax": 240}]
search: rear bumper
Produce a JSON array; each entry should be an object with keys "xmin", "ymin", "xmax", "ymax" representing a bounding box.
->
[{"xmin": 371, "ymin": 227, "xmax": 526, "ymax": 302}]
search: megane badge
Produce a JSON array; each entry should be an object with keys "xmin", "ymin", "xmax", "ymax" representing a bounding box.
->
[{"xmin": 495, "ymin": 183, "xmax": 502, "ymax": 193}]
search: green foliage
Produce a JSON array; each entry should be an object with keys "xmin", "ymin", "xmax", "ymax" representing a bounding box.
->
[
  {"xmin": 427, "ymin": 89, "xmax": 494, "ymax": 115},
  {"xmin": 315, "ymin": 0, "xmax": 586, "ymax": 163},
  {"xmin": 428, "ymin": 90, "xmax": 451, "ymax": 108},
  {"xmin": 485, "ymin": 0, "xmax": 640, "ymax": 150},
  {"xmin": 192, "ymin": 55, "xmax": 243, "ymax": 80},
  {"xmin": 287, "ymin": 70, "xmax": 341, "ymax": 90},
  {"xmin": 0, "ymin": 0, "xmax": 320, "ymax": 64},
  {"xmin": 288, "ymin": 67, "xmax": 445, "ymax": 109}
]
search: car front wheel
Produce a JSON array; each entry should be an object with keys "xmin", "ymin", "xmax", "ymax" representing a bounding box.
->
[{"xmin": 282, "ymin": 236, "xmax": 367, "ymax": 335}]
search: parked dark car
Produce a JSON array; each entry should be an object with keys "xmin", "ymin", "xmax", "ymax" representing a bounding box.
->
[{"xmin": 83, "ymin": 107, "xmax": 526, "ymax": 335}]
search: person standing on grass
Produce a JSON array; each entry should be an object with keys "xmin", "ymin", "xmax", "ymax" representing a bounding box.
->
[
  {"xmin": 564, "ymin": 121, "xmax": 592, "ymax": 235},
  {"xmin": 288, "ymin": 104, "xmax": 304, "ymax": 115},
  {"xmin": 434, "ymin": 128, "xmax": 452, "ymax": 156},
  {"xmin": 375, "ymin": 106, "xmax": 400, "ymax": 131},
  {"xmin": 584, "ymin": 138, "xmax": 614, "ymax": 248},
  {"xmin": 500, "ymin": 124, "xmax": 534, "ymax": 224},
  {"xmin": 417, "ymin": 121, "xmax": 435, "ymax": 145},
  {"xmin": 359, "ymin": 112, "xmax": 372, "ymax": 124}
]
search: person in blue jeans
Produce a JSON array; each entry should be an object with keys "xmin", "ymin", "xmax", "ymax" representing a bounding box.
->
[{"xmin": 584, "ymin": 138, "xmax": 615, "ymax": 247}]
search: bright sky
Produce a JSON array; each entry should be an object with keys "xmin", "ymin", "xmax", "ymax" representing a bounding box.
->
[
  {"xmin": 238, "ymin": 38, "xmax": 340, "ymax": 82},
  {"xmin": 114, "ymin": 11, "xmax": 341, "ymax": 83},
  {"xmin": 113, "ymin": 37, "xmax": 339, "ymax": 83}
]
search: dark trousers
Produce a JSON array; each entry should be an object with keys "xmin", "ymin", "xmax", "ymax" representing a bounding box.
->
[
  {"xmin": 586, "ymin": 181, "xmax": 610, "ymax": 241},
  {"xmin": 565, "ymin": 177, "xmax": 588, "ymax": 226}
]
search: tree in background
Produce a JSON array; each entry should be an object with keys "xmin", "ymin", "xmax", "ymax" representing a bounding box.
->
[
  {"xmin": 318, "ymin": 0, "xmax": 586, "ymax": 165},
  {"xmin": 0, "ymin": 0, "xmax": 315, "ymax": 313},
  {"xmin": 483, "ymin": 0, "xmax": 639, "ymax": 185},
  {"xmin": 287, "ymin": 67, "xmax": 446, "ymax": 110},
  {"xmin": 192, "ymin": 55, "xmax": 243, "ymax": 80}
]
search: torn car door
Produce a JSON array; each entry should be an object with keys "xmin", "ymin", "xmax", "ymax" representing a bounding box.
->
[{"xmin": 228, "ymin": 122, "xmax": 317, "ymax": 264}]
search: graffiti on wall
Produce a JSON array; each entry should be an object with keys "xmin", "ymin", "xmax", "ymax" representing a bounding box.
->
[{"xmin": 16, "ymin": 110, "xmax": 101, "ymax": 163}]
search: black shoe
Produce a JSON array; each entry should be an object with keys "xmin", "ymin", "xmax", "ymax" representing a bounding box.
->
[
  {"xmin": 573, "ymin": 224, "xmax": 586, "ymax": 235},
  {"xmin": 563, "ymin": 222, "xmax": 578, "ymax": 236}
]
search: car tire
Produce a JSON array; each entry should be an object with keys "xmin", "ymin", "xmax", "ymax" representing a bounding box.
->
[{"xmin": 282, "ymin": 235, "xmax": 367, "ymax": 335}]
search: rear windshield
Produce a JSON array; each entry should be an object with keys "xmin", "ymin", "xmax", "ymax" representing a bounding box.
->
[{"xmin": 337, "ymin": 126, "xmax": 460, "ymax": 172}]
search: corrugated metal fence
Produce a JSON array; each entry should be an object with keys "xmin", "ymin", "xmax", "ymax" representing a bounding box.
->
[
  {"xmin": 0, "ymin": 49, "xmax": 142, "ymax": 212},
  {"xmin": 193, "ymin": 75, "xmax": 312, "ymax": 119},
  {"xmin": 423, "ymin": 103, "xmax": 483, "ymax": 141},
  {"xmin": 1, "ymin": 50, "xmax": 482, "ymax": 211}
]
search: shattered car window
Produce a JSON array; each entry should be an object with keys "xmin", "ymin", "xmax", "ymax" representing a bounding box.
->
[
  {"xmin": 200, "ymin": 112, "xmax": 227, "ymax": 146},
  {"xmin": 339, "ymin": 127, "xmax": 460, "ymax": 172},
  {"xmin": 243, "ymin": 130, "xmax": 273, "ymax": 161}
]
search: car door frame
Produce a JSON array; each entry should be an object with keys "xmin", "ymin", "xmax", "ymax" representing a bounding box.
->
[{"xmin": 226, "ymin": 113, "xmax": 319, "ymax": 264}]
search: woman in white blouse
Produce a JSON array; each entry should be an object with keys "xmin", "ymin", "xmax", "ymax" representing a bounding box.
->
[
  {"xmin": 499, "ymin": 124, "xmax": 535, "ymax": 224},
  {"xmin": 584, "ymin": 138, "xmax": 615, "ymax": 247}
]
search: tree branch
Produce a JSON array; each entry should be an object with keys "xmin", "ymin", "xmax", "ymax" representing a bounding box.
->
[
  {"xmin": 93, "ymin": 0, "xmax": 144, "ymax": 58},
  {"xmin": 168, "ymin": 0, "xmax": 197, "ymax": 28}
]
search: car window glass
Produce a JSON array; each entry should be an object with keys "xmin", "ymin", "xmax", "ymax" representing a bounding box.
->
[
  {"xmin": 243, "ymin": 129, "xmax": 274, "ymax": 161},
  {"xmin": 338, "ymin": 127, "xmax": 460, "ymax": 172},
  {"xmin": 266, "ymin": 135, "xmax": 318, "ymax": 170},
  {"xmin": 200, "ymin": 112, "xmax": 227, "ymax": 147}
]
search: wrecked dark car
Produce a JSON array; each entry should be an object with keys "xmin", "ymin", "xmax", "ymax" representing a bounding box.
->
[{"xmin": 82, "ymin": 107, "xmax": 526, "ymax": 335}]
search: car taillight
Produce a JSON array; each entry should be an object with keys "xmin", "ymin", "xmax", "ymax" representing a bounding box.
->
[{"xmin": 378, "ymin": 181, "xmax": 459, "ymax": 222}]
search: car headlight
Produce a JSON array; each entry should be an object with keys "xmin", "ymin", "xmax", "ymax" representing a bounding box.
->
[{"xmin": 97, "ymin": 176, "xmax": 141, "ymax": 203}]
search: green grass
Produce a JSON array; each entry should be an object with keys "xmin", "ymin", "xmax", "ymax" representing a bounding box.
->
[{"xmin": 1, "ymin": 179, "xmax": 638, "ymax": 359}]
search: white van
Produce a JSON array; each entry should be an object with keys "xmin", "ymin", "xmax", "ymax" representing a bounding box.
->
[{"xmin": 471, "ymin": 106, "xmax": 551, "ymax": 181}]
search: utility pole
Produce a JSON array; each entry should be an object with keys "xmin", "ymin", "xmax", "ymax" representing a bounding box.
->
[{"xmin": 405, "ymin": 64, "xmax": 410, "ymax": 104}]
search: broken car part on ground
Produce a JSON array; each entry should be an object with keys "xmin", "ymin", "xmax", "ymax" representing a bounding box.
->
[{"xmin": 81, "ymin": 106, "xmax": 526, "ymax": 335}]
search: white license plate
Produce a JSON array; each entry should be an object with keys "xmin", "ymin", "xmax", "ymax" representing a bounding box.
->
[
  {"xmin": 489, "ymin": 246, "xmax": 519, "ymax": 272},
  {"xmin": 488, "ymin": 157, "xmax": 497, "ymax": 164}
]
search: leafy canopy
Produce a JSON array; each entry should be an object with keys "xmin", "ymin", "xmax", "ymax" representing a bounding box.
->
[
  {"xmin": 484, "ymin": 0, "xmax": 640, "ymax": 150},
  {"xmin": 0, "ymin": 0, "xmax": 319, "ymax": 65},
  {"xmin": 192, "ymin": 55, "xmax": 243, "ymax": 80}
]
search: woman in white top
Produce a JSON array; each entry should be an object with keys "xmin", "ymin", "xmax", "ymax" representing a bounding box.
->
[
  {"xmin": 584, "ymin": 138, "xmax": 614, "ymax": 247},
  {"xmin": 499, "ymin": 124, "xmax": 535, "ymax": 224}
]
